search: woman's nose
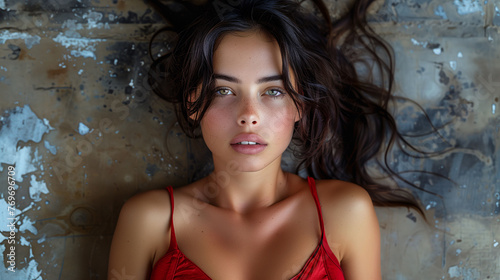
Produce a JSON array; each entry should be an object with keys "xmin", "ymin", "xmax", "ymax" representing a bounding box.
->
[{"xmin": 237, "ymin": 98, "xmax": 259, "ymax": 126}]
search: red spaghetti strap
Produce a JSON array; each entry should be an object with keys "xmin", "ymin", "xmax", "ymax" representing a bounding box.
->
[
  {"xmin": 166, "ymin": 186, "xmax": 178, "ymax": 250},
  {"xmin": 307, "ymin": 177, "xmax": 325, "ymax": 235}
]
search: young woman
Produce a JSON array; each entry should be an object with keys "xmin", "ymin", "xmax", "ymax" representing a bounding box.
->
[{"xmin": 108, "ymin": 0, "xmax": 423, "ymax": 279}]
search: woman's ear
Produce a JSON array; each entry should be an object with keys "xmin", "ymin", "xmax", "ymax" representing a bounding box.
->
[
  {"xmin": 294, "ymin": 104, "xmax": 303, "ymax": 122},
  {"xmin": 187, "ymin": 86, "xmax": 200, "ymax": 121},
  {"xmin": 294, "ymin": 86, "xmax": 304, "ymax": 123}
]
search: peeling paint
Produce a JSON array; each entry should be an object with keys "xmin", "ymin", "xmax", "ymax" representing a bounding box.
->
[
  {"xmin": 62, "ymin": 19, "xmax": 83, "ymax": 31},
  {"xmin": 426, "ymin": 201, "xmax": 438, "ymax": 210},
  {"xmin": 83, "ymin": 11, "xmax": 104, "ymax": 29},
  {"xmin": 454, "ymin": 0, "xmax": 483, "ymax": 15},
  {"xmin": 20, "ymin": 236, "xmax": 30, "ymax": 246},
  {"xmin": 19, "ymin": 216, "xmax": 38, "ymax": 235},
  {"xmin": 0, "ymin": 105, "xmax": 53, "ymax": 181},
  {"xmin": 78, "ymin": 122, "xmax": 91, "ymax": 135},
  {"xmin": 44, "ymin": 140, "xmax": 57, "ymax": 155},
  {"xmin": 0, "ymin": 199, "xmax": 20, "ymax": 234},
  {"xmin": 52, "ymin": 31, "xmax": 105, "ymax": 60},
  {"xmin": 29, "ymin": 175, "xmax": 49, "ymax": 202},
  {"xmin": 71, "ymin": 49, "xmax": 97, "ymax": 59},
  {"xmin": 447, "ymin": 265, "xmax": 481, "ymax": 279},
  {"xmin": 0, "ymin": 30, "xmax": 41, "ymax": 49},
  {"xmin": 448, "ymin": 266, "xmax": 461, "ymax": 278},
  {"xmin": 0, "ymin": 248, "xmax": 42, "ymax": 279},
  {"xmin": 411, "ymin": 38, "xmax": 428, "ymax": 48},
  {"xmin": 53, "ymin": 31, "xmax": 105, "ymax": 48},
  {"xmin": 450, "ymin": 61, "xmax": 457, "ymax": 70},
  {"xmin": 434, "ymin": 5, "xmax": 448, "ymax": 19}
]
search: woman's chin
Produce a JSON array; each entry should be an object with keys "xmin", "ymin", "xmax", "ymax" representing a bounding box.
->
[{"xmin": 213, "ymin": 156, "xmax": 281, "ymax": 174}]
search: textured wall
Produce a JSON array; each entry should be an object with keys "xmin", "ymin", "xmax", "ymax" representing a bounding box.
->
[{"xmin": 0, "ymin": 0, "xmax": 498, "ymax": 279}]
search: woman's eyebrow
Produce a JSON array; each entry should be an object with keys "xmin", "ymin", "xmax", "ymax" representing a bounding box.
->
[{"xmin": 214, "ymin": 74, "xmax": 283, "ymax": 84}]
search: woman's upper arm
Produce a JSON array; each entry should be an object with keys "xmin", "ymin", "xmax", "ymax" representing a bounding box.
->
[
  {"xmin": 321, "ymin": 181, "xmax": 381, "ymax": 280},
  {"xmin": 338, "ymin": 185, "xmax": 381, "ymax": 280},
  {"xmin": 108, "ymin": 190, "xmax": 171, "ymax": 280}
]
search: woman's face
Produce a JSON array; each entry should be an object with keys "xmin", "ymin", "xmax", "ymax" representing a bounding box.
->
[{"xmin": 199, "ymin": 30, "xmax": 300, "ymax": 172}]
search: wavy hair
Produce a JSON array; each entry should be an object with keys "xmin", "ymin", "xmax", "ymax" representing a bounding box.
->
[{"xmin": 148, "ymin": 0, "xmax": 426, "ymax": 215}]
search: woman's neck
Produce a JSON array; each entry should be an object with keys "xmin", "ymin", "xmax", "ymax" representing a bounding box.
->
[{"xmin": 205, "ymin": 160, "xmax": 290, "ymax": 214}]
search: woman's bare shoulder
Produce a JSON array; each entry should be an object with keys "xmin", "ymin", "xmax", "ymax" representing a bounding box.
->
[
  {"xmin": 118, "ymin": 182, "xmax": 204, "ymax": 231},
  {"xmin": 315, "ymin": 179, "xmax": 373, "ymax": 213},
  {"xmin": 123, "ymin": 188, "xmax": 172, "ymax": 213},
  {"xmin": 108, "ymin": 188, "xmax": 172, "ymax": 279},
  {"xmin": 314, "ymin": 179, "xmax": 379, "ymax": 265},
  {"xmin": 118, "ymin": 187, "xmax": 177, "ymax": 242}
]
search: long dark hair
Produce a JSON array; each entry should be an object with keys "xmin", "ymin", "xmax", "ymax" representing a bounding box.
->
[{"xmin": 148, "ymin": 0, "xmax": 426, "ymax": 215}]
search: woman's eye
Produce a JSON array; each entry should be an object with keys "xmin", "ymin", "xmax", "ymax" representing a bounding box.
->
[
  {"xmin": 215, "ymin": 88, "xmax": 232, "ymax": 96},
  {"xmin": 265, "ymin": 89, "xmax": 284, "ymax": 97}
]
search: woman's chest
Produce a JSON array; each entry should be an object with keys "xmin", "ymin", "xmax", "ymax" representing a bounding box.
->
[{"xmin": 156, "ymin": 194, "xmax": 324, "ymax": 280}]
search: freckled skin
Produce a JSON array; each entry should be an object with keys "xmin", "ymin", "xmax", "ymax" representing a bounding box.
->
[{"xmin": 199, "ymin": 30, "xmax": 300, "ymax": 173}]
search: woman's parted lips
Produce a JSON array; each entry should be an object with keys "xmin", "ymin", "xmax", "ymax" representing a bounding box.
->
[{"xmin": 230, "ymin": 133, "xmax": 267, "ymax": 145}]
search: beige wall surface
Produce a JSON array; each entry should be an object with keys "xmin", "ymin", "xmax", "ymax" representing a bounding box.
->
[{"xmin": 0, "ymin": 0, "xmax": 499, "ymax": 279}]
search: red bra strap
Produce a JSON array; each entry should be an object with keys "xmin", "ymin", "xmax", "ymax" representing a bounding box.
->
[
  {"xmin": 307, "ymin": 177, "xmax": 325, "ymax": 236},
  {"xmin": 166, "ymin": 186, "xmax": 178, "ymax": 250}
]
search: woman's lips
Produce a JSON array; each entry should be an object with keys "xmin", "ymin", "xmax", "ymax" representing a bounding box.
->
[
  {"xmin": 230, "ymin": 133, "xmax": 267, "ymax": 145},
  {"xmin": 230, "ymin": 134, "xmax": 267, "ymax": 154}
]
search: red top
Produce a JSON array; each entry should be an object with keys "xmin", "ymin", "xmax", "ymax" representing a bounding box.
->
[{"xmin": 150, "ymin": 177, "xmax": 345, "ymax": 279}]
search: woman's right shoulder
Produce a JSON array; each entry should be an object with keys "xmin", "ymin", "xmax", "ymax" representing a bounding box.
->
[
  {"xmin": 108, "ymin": 187, "xmax": 174, "ymax": 279},
  {"xmin": 117, "ymin": 187, "xmax": 174, "ymax": 244},
  {"xmin": 117, "ymin": 188, "xmax": 175, "ymax": 241},
  {"xmin": 122, "ymin": 188, "xmax": 172, "ymax": 218}
]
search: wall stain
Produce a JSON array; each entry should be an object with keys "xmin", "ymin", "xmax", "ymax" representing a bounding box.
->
[{"xmin": 46, "ymin": 68, "xmax": 68, "ymax": 84}]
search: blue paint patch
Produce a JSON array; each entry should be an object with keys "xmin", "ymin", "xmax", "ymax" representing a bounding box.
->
[
  {"xmin": 454, "ymin": 0, "xmax": 483, "ymax": 15},
  {"xmin": 71, "ymin": 49, "xmax": 96, "ymax": 60},
  {"xmin": 0, "ymin": 105, "xmax": 52, "ymax": 179},
  {"xmin": 434, "ymin": 5, "xmax": 448, "ymax": 19},
  {"xmin": 0, "ymin": 30, "xmax": 41, "ymax": 49},
  {"xmin": 53, "ymin": 32, "xmax": 105, "ymax": 60},
  {"xmin": 29, "ymin": 175, "xmax": 49, "ymax": 202},
  {"xmin": 44, "ymin": 140, "xmax": 57, "ymax": 155},
  {"xmin": 19, "ymin": 216, "xmax": 38, "ymax": 234},
  {"xmin": 78, "ymin": 122, "xmax": 90, "ymax": 135}
]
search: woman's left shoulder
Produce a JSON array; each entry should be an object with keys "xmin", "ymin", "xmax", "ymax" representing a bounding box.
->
[
  {"xmin": 314, "ymin": 179, "xmax": 378, "ymax": 241},
  {"xmin": 313, "ymin": 179, "xmax": 380, "ymax": 265},
  {"xmin": 314, "ymin": 179, "xmax": 374, "ymax": 213}
]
